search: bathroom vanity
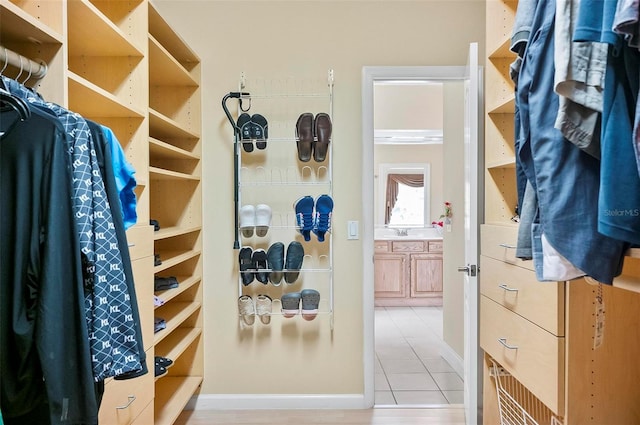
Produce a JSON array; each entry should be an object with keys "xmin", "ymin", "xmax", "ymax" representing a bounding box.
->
[{"xmin": 374, "ymin": 228, "xmax": 443, "ymax": 306}]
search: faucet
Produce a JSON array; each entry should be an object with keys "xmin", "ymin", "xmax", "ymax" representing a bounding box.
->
[{"xmin": 395, "ymin": 228, "xmax": 409, "ymax": 237}]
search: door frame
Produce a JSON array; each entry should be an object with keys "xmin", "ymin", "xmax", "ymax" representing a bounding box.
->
[{"xmin": 361, "ymin": 66, "xmax": 472, "ymax": 408}]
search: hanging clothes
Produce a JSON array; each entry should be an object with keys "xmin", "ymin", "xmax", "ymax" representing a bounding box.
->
[
  {"xmin": 0, "ymin": 102, "xmax": 98, "ymax": 424},
  {"xmin": 2, "ymin": 77, "xmax": 143, "ymax": 381},
  {"xmin": 514, "ymin": 0, "xmax": 626, "ymax": 284}
]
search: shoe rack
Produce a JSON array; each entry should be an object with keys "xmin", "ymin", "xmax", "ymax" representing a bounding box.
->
[
  {"xmin": 1, "ymin": 1, "xmax": 201, "ymax": 424},
  {"xmin": 232, "ymin": 71, "xmax": 335, "ymax": 330},
  {"xmin": 480, "ymin": 1, "xmax": 640, "ymax": 424}
]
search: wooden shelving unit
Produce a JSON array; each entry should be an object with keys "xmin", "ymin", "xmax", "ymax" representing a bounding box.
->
[
  {"xmin": 2, "ymin": 1, "xmax": 201, "ymax": 423},
  {"xmin": 148, "ymin": 2, "xmax": 203, "ymax": 424}
]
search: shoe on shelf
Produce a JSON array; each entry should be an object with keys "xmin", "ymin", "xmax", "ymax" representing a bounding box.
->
[
  {"xmin": 255, "ymin": 204, "xmax": 272, "ymax": 237},
  {"xmin": 313, "ymin": 194, "xmax": 334, "ymax": 242},
  {"xmin": 237, "ymin": 113, "xmax": 253, "ymax": 152},
  {"xmin": 313, "ymin": 112, "xmax": 332, "ymax": 162},
  {"xmin": 155, "ymin": 356, "xmax": 173, "ymax": 369},
  {"xmin": 252, "ymin": 249, "xmax": 269, "ymax": 284},
  {"xmin": 267, "ymin": 242, "xmax": 285, "ymax": 285},
  {"xmin": 285, "ymin": 241, "xmax": 305, "ymax": 284},
  {"xmin": 295, "ymin": 112, "xmax": 314, "ymax": 162},
  {"xmin": 238, "ymin": 295, "xmax": 255, "ymax": 326},
  {"xmin": 281, "ymin": 292, "xmax": 301, "ymax": 318},
  {"xmin": 155, "ymin": 362, "xmax": 168, "ymax": 378},
  {"xmin": 251, "ymin": 114, "xmax": 268, "ymax": 149},
  {"xmin": 301, "ymin": 289, "xmax": 320, "ymax": 321},
  {"xmin": 255, "ymin": 294, "xmax": 273, "ymax": 325},
  {"xmin": 239, "ymin": 205, "xmax": 256, "ymax": 237},
  {"xmin": 294, "ymin": 196, "xmax": 315, "ymax": 241},
  {"xmin": 239, "ymin": 247, "xmax": 254, "ymax": 286}
]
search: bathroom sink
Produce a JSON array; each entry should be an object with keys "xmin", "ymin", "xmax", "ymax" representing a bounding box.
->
[{"xmin": 374, "ymin": 227, "xmax": 442, "ymax": 240}]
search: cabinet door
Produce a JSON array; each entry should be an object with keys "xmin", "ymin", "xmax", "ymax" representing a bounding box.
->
[
  {"xmin": 374, "ymin": 254, "xmax": 408, "ymax": 298},
  {"xmin": 410, "ymin": 254, "xmax": 443, "ymax": 297}
]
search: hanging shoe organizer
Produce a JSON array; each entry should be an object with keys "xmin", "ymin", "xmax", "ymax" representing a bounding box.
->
[{"xmin": 222, "ymin": 70, "xmax": 335, "ymax": 330}]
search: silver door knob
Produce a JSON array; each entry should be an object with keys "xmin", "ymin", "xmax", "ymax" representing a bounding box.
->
[{"xmin": 457, "ymin": 266, "xmax": 470, "ymax": 273}]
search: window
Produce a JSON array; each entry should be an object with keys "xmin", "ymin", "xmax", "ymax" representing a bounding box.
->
[
  {"xmin": 378, "ymin": 163, "xmax": 430, "ymax": 227},
  {"xmin": 388, "ymin": 183, "xmax": 425, "ymax": 226}
]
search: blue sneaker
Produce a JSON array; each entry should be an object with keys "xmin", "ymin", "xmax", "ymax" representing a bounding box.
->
[
  {"xmin": 313, "ymin": 194, "xmax": 333, "ymax": 242},
  {"xmin": 294, "ymin": 196, "xmax": 315, "ymax": 241}
]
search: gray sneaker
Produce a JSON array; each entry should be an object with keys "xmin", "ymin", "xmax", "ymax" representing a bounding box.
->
[
  {"xmin": 281, "ymin": 292, "xmax": 301, "ymax": 318},
  {"xmin": 267, "ymin": 242, "xmax": 285, "ymax": 285},
  {"xmin": 301, "ymin": 289, "xmax": 320, "ymax": 321},
  {"xmin": 284, "ymin": 241, "xmax": 304, "ymax": 284}
]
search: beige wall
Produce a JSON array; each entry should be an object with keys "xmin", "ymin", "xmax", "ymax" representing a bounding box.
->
[{"xmin": 153, "ymin": 0, "xmax": 485, "ymax": 397}]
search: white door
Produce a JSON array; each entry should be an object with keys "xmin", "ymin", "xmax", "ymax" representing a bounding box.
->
[{"xmin": 462, "ymin": 42, "xmax": 482, "ymax": 425}]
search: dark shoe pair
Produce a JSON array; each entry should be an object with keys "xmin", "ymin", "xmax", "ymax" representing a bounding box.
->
[
  {"xmin": 239, "ymin": 247, "xmax": 269, "ymax": 285},
  {"xmin": 154, "ymin": 356, "xmax": 173, "ymax": 378},
  {"xmin": 265, "ymin": 241, "xmax": 305, "ymax": 285},
  {"xmin": 295, "ymin": 112, "xmax": 332, "ymax": 162},
  {"xmin": 237, "ymin": 113, "xmax": 268, "ymax": 152}
]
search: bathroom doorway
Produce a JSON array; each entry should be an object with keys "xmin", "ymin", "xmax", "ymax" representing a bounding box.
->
[
  {"xmin": 372, "ymin": 79, "xmax": 464, "ymax": 406},
  {"xmin": 362, "ymin": 66, "xmax": 475, "ymax": 411}
]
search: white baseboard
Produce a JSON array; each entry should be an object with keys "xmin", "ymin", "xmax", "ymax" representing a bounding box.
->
[
  {"xmin": 439, "ymin": 343, "xmax": 464, "ymax": 378},
  {"xmin": 186, "ymin": 394, "xmax": 366, "ymax": 410}
]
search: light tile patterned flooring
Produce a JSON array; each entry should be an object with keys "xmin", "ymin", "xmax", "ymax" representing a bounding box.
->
[{"xmin": 375, "ymin": 306, "xmax": 464, "ymax": 406}]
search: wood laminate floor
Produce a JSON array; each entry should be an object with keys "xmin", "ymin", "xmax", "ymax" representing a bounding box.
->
[{"xmin": 175, "ymin": 407, "xmax": 466, "ymax": 425}]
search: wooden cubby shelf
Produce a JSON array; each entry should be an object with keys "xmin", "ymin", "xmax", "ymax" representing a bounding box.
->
[
  {"xmin": 150, "ymin": 108, "xmax": 201, "ymax": 140},
  {"xmin": 155, "ymin": 276, "xmax": 202, "ymax": 305},
  {"xmin": 154, "ymin": 250, "xmax": 201, "ymax": 273},
  {"xmin": 149, "ymin": 36, "xmax": 198, "ymax": 87},
  {"xmin": 68, "ymin": 72, "xmax": 146, "ymax": 117},
  {"xmin": 155, "ymin": 327, "xmax": 202, "ymax": 363},
  {"xmin": 153, "ymin": 301, "xmax": 201, "ymax": 345},
  {"xmin": 1, "ymin": 1, "xmax": 64, "ymax": 44},
  {"xmin": 154, "ymin": 377, "xmax": 203, "ymax": 425}
]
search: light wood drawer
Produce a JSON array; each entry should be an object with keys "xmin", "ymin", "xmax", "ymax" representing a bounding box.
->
[
  {"xmin": 98, "ymin": 359, "xmax": 154, "ymax": 425},
  {"xmin": 481, "ymin": 224, "xmax": 534, "ymax": 271},
  {"xmin": 130, "ymin": 400, "xmax": 154, "ymax": 425},
  {"xmin": 428, "ymin": 240, "xmax": 443, "ymax": 253},
  {"xmin": 374, "ymin": 240, "xmax": 390, "ymax": 253},
  {"xmin": 392, "ymin": 240, "xmax": 425, "ymax": 252},
  {"xmin": 126, "ymin": 225, "xmax": 154, "ymax": 261},
  {"xmin": 481, "ymin": 256, "xmax": 565, "ymax": 336},
  {"xmin": 480, "ymin": 296, "xmax": 565, "ymax": 416},
  {"xmin": 132, "ymin": 256, "xmax": 154, "ymax": 352}
]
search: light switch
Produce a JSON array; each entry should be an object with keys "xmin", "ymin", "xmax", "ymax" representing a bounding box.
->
[{"xmin": 347, "ymin": 220, "xmax": 359, "ymax": 240}]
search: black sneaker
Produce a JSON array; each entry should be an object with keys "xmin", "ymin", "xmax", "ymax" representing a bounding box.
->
[{"xmin": 155, "ymin": 356, "xmax": 173, "ymax": 369}]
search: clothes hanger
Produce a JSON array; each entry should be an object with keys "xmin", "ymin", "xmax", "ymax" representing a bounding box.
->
[{"xmin": 0, "ymin": 87, "xmax": 31, "ymax": 121}]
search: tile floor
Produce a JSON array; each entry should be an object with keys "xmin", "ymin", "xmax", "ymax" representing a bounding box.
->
[{"xmin": 375, "ymin": 306, "xmax": 464, "ymax": 406}]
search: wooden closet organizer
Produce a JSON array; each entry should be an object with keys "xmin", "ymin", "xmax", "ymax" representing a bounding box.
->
[
  {"xmin": 482, "ymin": 2, "xmax": 640, "ymax": 424},
  {"xmin": 0, "ymin": 1, "xmax": 202, "ymax": 424}
]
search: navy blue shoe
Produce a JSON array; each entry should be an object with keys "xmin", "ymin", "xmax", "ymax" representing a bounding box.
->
[
  {"xmin": 239, "ymin": 247, "xmax": 254, "ymax": 286},
  {"xmin": 284, "ymin": 241, "xmax": 304, "ymax": 284},
  {"xmin": 294, "ymin": 196, "xmax": 315, "ymax": 242},
  {"xmin": 267, "ymin": 242, "xmax": 285, "ymax": 285},
  {"xmin": 313, "ymin": 194, "xmax": 334, "ymax": 242}
]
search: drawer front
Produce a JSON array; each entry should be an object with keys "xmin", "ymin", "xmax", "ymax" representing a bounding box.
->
[
  {"xmin": 98, "ymin": 359, "xmax": 154, "ymax": 425},
  {"xmin": 481, "ymin": 256, "xmax": 565, "ymax": 336},
  {"xmin": 481, "ymin": 224, "xmax": 534, "ymax": 271},
  {"xmin": 130, "ymin": 401, "xmax": 154, "ymax": 425},
  {"xmin": 132, "ymin": 256, "xmax": 154, "ymax": 352},
  {"xmin": 480, "ymin": 296, "xmax": 565, "ymax": 416},
  {"xmin": 126, "ymin": 225, "xmax": 154, "ymax": 261},
  {"xmin": 392, "ymin": 240, "xmax": 425, "ymax": 253},
  {"xmin": 428, "ymin": 240, "xmax": 443, "ymax": 253},
  {"xmin": 374, "ymin": 240, "xmax": 390, "ymax": 253}
]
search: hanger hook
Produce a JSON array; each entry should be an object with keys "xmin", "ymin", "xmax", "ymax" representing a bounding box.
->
[
  {"xmin": 22, "ymin": 60, "xmax": 33, "ymax": 85},
  {"xmin": 239, "ymin": 96, "xmax": 251, "ymax": 112},
  {"xmin": 1, "ymin": 48, "xmax": 8, "ymax": 75},
  {"xmin": 15, "ymin": 55, "xmax": 23, "ymax": 82}
]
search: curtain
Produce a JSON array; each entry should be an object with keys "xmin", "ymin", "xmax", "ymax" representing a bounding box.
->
[{"xmin": 385, "ymin": 174, "xmax": 424, "ymax": 223}]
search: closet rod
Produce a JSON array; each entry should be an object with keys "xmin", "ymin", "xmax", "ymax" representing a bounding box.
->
[{"xmin": 0, "ymin": 45, "xmax": 48, "ymax": 80}]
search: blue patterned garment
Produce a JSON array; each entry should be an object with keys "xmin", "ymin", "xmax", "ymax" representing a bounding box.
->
[{"xmin": 3, "ymin": 77, "xmax": 143, "ymax": 381}]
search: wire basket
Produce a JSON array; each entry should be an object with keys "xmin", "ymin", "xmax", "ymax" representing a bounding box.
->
[{"xmin": 489, "ymin": 359, "xmax": 564, "ymax": 425}]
